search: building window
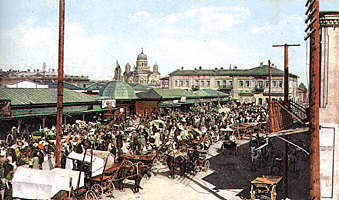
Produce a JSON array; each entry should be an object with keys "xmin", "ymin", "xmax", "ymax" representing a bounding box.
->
[
  {"xmin": 245, "ymin": 80, "xmax": 250, "ymax": 87},
  {"xmin": 229, "ymin": 80, "xmax": 233, "ymax": 86},
  {"xmin": 175, "ymin": 80, "xmax": 178, "ymax": 87},
  {"xmin": 186, "ymin": 80, "xmax": 189, "ymax": 86},
  {"xmin": 279, "ymin": 81, "xmax": 283, "ymax": 88},
  {"xmin": 216, "ymin": 81, "xmax": 220, "ymax": 87},
  {"xmin": 265, "ymin": 81, "xmax": 269, "ymax": 87},
  {"xmin": 273, "ymin": 81, "xmax": 277, "ymax": 87},
  {"xmin": 201, "ymin": 80, "xmax": 204, "ymax": 86},
  {"xmin": 180, "ymin": 81, "xmax": 183, "ymax": 87},
  {"xmin": 207, "ymin": 80, "xmax": 210, "ymax": 86},
  {"xmin": 223, "ymin": 80, "xmax": 227, "ymax": 87},
  {"xmin": 259, "ymin": 98, "xmax": 263, "ymax": 105},
  {"xmin": 239, "ymin": 80, "xmax": 244, "ymax": 87},
  {"xmin": 195, "ymin": 80, "xmax": 199, "ymax": 86},
  {"xmin": 258, "ymin": 81, "xmax": 263, "ymax": 88}
]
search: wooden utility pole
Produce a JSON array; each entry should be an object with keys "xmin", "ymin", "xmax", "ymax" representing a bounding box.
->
[
  {"xmin": 272, "ymin": 43, "xmax": 300, "ymax": 200},
  {"xmin": 305, "ymin": 0, "xmax": 321, "ymax": 199},
  {"xmin": 55, "ymin": 0, "xmax": 65, "ymax": 168},
  {"xmin": 272, "ymin": 44, "xmax": 300, "ymax": 106},
  {"xmin": 268, "ymin": 60, "xmax": 272, "ymax": 131}
]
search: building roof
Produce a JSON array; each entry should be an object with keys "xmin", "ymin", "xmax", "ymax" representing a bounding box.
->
[
  {"xmin": 298, "ymin": 82, "xmax": 307, "ymax": 90},
  {"xmin": 0, "ymin": 88, "xmax": 98, "ymax": 106},
  {"xmin": 137, "ymin": 88, "xmax": 197, "ymax": 100},
  {"xmin": 99, "ymin": 81, "xmax": 138, "ymax": 100},
  {"xmin": 39, "ymin": 81, "xmax": 84, "ymax": 90},
  {"xmin": 86, "ymin": 82, "xmax": 107, "ymax": 90},
  {"xmin": 137, "ymin": 49, "xmax": 147, "ymax": 60},
  {"xmin": 128, "ymin": 83, "xmax": 151, "ymax": 92},
  {"xmin": 193, "ymin": 89, "xmax": 229, "ymax": 98},
  {"xmin": 169, "ymin": 64, "xmax": 298, "ymax": 78}
]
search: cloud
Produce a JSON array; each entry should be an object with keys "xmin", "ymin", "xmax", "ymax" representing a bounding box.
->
[
  {"xmin": 130, "ymin": 6, "xmax": 251, "ymax": 37},
  {"xmin": 1, "ymin": 17, "xmax": 119, "ymax": 80},
  {"xmin": 251, "ymin": 25, "xmax": 272, "ymax": 34},
  {"xmin": 128, "ymin": 11, "xmax": 151, "ymax": 23}
]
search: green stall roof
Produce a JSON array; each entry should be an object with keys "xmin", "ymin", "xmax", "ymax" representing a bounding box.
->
[{"xmin": 0, "ymin": 88, "xmax": 98, "ymax": 106}]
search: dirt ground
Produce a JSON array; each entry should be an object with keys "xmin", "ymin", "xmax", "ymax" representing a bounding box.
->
[{"xmin": 103, "ymin": 131, "xmax": 309, "ymax": 200}]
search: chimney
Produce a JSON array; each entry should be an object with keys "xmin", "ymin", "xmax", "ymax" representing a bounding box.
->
[
  {"xmin": 220, "ymin": 67, "xmax": 223, "ymax": 70},
  {"xmin": 199, "ymin": 66, "xmax": 202, "ymax": 70},
  {"xmin": 181, "ymin": 66, "xmax": 184, "ymax": 70},
  {"xmin": 215, "ymin": 67, "xmax": 218, "ymax": 70},
  {"xmin": 234, "ymin": 66, "xmax": 237, "ymax": 70},
  {"xmin": 52, "ymin": 69, "xmax": 55, "ymax": 72},
  {"xmin": 27, "ymin": 69, "xmax": 30, "ymax": 72},
  {"xmin": 229, "ymin": 64, "xmax": 231, "ymax": 70},
  {"xmin": 260, "ymin": 62, "xmax": 263, "ymax": 66}
]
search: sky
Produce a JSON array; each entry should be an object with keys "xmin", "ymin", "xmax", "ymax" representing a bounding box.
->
[{"xmin": 0, "ymin": 0, "xmax": 338, "ymax": 86}]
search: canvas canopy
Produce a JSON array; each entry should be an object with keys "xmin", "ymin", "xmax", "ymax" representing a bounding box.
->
[
  {"xmin": 66, "ymin": 152, "xmax": 105, "ymax": 177},
  {"xmin": 12, "ymin": 167, "xmax": 84, "ymax": 200},
  {"xmin": 85, "ymin": 150, "xmax": 115, "ymax": 169}
]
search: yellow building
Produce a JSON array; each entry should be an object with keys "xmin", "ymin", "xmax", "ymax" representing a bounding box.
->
[{"xmin": 168, "ymin": 62, "xmax": 299, "ymax": 105}]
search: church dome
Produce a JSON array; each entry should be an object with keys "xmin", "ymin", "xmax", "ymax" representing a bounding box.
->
[
  {"xmin": 99, "ymin": 81, "xmax": 138, "ymax": 100},
  {"xmin": 137, "ymin": 49, "xmax": 147, "ymax": 60}
]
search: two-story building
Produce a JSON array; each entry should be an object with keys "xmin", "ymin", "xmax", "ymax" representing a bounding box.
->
[{"xmin": 168, "ymin": 62, "xmax": 299, "ymax": 105}]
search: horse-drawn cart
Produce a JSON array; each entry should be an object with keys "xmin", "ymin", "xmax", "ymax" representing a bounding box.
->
[
  {"xmin": 166, "ymin": 148, "xmax": 210, "ymax": 177},
  {"xmin": 250, "ymin": 176, "xmax": 282, "ymax": 200}
]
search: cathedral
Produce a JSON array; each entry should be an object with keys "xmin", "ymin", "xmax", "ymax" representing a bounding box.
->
[{"xmin": 113, "ymin": 49, "xmax": 161, "ymax": 87}]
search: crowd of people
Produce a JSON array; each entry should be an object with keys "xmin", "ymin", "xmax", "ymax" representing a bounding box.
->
[{"xmin": 0, "ymin": 101, "xmax": 269, "ymax": 198}]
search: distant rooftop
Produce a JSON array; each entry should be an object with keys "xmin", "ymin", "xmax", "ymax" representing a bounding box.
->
[{"xmin": 169, "ymin": 63, "xmax": 298, "ymax": 78}]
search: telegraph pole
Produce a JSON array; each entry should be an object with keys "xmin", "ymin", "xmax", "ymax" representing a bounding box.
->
[
  {"xmin": 55, "ymin": 0, "xmax": 65, "ymax": 168},
  {"xmin": 305, "ymin": 0, "xmax": 321, "ymax": 199},
  {"xmin": 272, "ymin": 43, "xmax": 300, "ymax": 200},
  {"xmin": 272, "ymin": 44, "xmax": 300, "ymax": 106}
]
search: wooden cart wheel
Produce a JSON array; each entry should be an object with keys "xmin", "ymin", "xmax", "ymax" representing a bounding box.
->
[
  {"xmin": 85, "ymin": 190, "xmax": 98, "ymax": 200},
  {"xmin": 271, "ymin": 185, "xmax": 276, "ymax": 200},
  {"xmin": 203, "ymin": 160, "xmax": 210, "ymax": 172},
  {"xmin": 91, "ymin": 184, "xmax": 103, "ymax": 197},
  {"xmin": 107, "ymin": 181, "xmax": 115, "ymax": 193},
  {"xmin": 250, "ymin": 185, "xmax": 255, "ymax": 200}
]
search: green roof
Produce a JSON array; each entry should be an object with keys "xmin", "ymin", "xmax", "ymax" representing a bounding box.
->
[
  {"xmin": 100, "ymin": 81, "xmax": 138, "ymax": 100},
  {"xmin": 128, "ymin": 83, "xmax": 151, "ymax": 92},
  {"xmin": 0, "ymin": 88, "xmax": 98, "ymax": 106},
  {"xmin": 86, "ymin": 82, "xmax": 107, "ymax": 90},
  {"xmin": 169, "ymin": 65, "xmax": 298, "ymax": 78},
  {"xmin": 137, "ymin": 88, "xmax": 198, "ymax": 100},
  {"xmin": 193, "ymin": 89, "xmax": 229, "ymax": 98},
  {"xmin": 2, "ymin": 105, "xmax": 115, "ymax": 119},
  {"xmin": 299, "ymin": 82, "xmax": 307, "ymax": 90}
]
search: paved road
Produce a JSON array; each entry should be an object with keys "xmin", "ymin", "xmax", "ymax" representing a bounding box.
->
[
  {"xmin": 103, "ymin": 141, "xmax": 245, "ymax": 200},
  {"xmin": 102, "ymin": 133, "xmax": 309, "ymax": 200}
]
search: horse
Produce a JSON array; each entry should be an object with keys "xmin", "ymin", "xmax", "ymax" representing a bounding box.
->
[
  {"xmin": 115, "ymin": 161, "xmax": 152, "ymax": 193},
  {"xmin": 165, "ymin": 153, "xmax": 186, "ymax": 178}
]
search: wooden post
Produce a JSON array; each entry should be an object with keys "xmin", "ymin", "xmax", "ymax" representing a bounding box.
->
[
  {"xmin": 282, "ymin": 136, "xmax": 288, "ymax": 198},
  {"xmin": 305, "ymin": 0, "xmax": 321, "ymax": 198},
  {"xmin": 42, "ymin": 117, "xmax": 46, "ymax": 128},
  {"xmin": 55, "ymin": 0, "xmax": 65, "ymax": 168},
  {"xmin": 272, "ymin": 44, "xmax": 300, "ymax": 106}
]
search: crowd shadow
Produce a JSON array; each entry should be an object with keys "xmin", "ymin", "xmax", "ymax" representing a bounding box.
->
[{"xmin": 202, "ymin": 132, "xmax": 310, "ymax": 200}]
